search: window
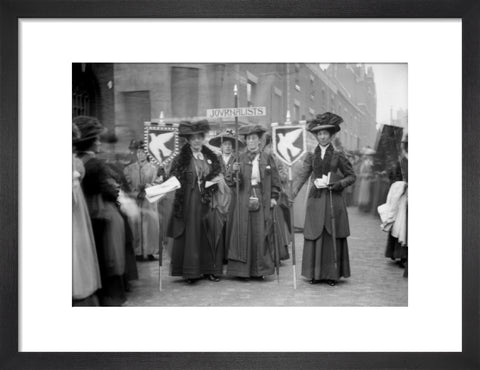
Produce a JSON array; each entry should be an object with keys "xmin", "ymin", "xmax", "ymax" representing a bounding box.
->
[
  {"xmin": 247, "ymin": 81, "xmax": 256, "ymax": 107},
  {"xmin": 72, "ymin": 90, "xmax": 90, "ymax": 117}
]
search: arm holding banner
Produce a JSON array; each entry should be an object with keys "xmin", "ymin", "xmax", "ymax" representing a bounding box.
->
[{"xmin": 291, "ymin": 152, "xmax": 313, "ymax": 199}]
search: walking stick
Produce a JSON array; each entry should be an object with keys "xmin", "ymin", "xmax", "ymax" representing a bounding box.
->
[
  {"xmin": 288, "ymin": 167, "xmax": 297, "ymax": 290},
  {"xmin": 272, "ymin": 205, "xmax": 280, "ymax": 284},
  {"xmin": 234, "ymin": 85, "xmax": 240, "ymax": 256},
  {"xmin": 159, "ymin": 200, "xmax": 164, "ymax": 292},
  {"xmin": 328, "ymin": 186, "xmax": 338, "ymax": 272}
]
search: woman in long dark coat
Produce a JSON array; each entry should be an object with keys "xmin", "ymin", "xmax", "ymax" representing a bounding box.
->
[
  {"xmin": 227, "ymin": 124, "xmax": 281, "ymax": 279},
  {"xmin": 208, "ymin": 132, "xmax": 245, "ymax": 263},
  {"xmin": 292, "ymin": 113, "xmax": 356, "ymax": 286},
  {"xmin": 168, "ymin": 120, "xmax": 223, "ymax": 283}
]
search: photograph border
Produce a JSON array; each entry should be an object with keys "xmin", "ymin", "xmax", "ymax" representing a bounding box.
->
[{"xmin": 1, "ymin": 1, "xmax": 479, "ymax": 369}]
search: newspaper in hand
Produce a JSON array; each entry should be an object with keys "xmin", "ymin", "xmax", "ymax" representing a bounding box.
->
[
  {"xmin": 314, "ymin": 172, "xmax": 331, "ymax": 189},
  {"xmin": 205, "ymin": 175, "xmax": 223, "ymax": 189},
  {"xmin": 145, "ymin": 176, "xmax": 181, "ymax": 203}
]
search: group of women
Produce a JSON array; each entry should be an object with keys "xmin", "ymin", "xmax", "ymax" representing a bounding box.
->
[
  {"xmin": 73, "ymin": 111, "xmax": 359, "ymax": 307},
  {"xmin": 168, "ymin": 112, "xmax": 356, "ymax": 287}
]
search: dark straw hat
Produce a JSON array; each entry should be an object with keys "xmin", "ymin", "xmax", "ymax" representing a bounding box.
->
[
  {"xmin": 179, "ymin": 120, "xmax": 211, "ymax": 137},
  {"xmin": 238, "ymin": 124, "xmax": 266, "ymax": 137},
  {"xmin": 209, "ymin": 132, "xmax": 245, "ymax": 148},
  {"xmin": 307, "ymin": 112, "xmax": 343, "ymax": 134},
  {"xmin": 73, "ymin": 116, "xmax": 107, "ymax": 143}
]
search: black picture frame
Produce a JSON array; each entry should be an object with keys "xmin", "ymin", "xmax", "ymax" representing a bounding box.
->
[{"xmin": 1, "ymin": 1, "xmax": 479, "ymax": 369}]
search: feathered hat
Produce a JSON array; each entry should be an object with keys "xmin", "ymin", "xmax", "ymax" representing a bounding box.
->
[
  {"xmin": 179, "ymin": 120, "xmax": 211, "ymax": 137},
  {"xmin": 307, "ymin": 112, "xmax": 343, "ymax": 134}
]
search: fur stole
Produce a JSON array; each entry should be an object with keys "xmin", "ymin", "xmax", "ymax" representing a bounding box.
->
[{"xmin": 170, "ymin": 143, "xmax": 221, "ymax": 218}]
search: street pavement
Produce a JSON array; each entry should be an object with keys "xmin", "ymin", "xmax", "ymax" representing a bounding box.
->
[{"xmin": 123, "ymin": 207, "xmax": 407, "ymax": 307}]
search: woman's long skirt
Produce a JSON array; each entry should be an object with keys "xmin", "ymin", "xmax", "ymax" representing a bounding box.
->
[
  {"xmin": 302, "ymin": 229, "xmax": 350, "ymax": 281},
  {"xmin": 133, "ymin": 199, "xmax": 160, "ymax": 257},
  {"xmin": 73, "ymin": 183, "xmax": 102, "ymax": 301},
  {"xmin": 91, "ymin": 202, "xmax": 127, "ymax": 306},
  {"xmin": 227, "ymin": 209, "xmax": 275, "ymax": 278},
  {"xmin": 170, "ymin": 188, "xmax": 223, "ymax": 279},
  {"xmin": 385, "ymin": 233, "xmax": 407, "ymax": 260}
]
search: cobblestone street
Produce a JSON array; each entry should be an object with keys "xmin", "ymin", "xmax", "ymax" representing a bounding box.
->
[{"xmin": 124, "ymin": 207, "xmax": 407, "ymax": 307}]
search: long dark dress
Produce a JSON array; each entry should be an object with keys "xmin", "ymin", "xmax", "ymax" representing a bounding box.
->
[
  {"xmin": 292, "ymin": 144, "xmax": 356, "ymax": 282},
  {"xmin": 168, "ymin": 144, "xmax": 223, "ymax": 279},
  {"xmin": 79, "ymin": 152, "xmax": 127, "ymax": 306},
  {"xmin": 227, "ymin": 151, "xmax": 281, "ymax": 278}
]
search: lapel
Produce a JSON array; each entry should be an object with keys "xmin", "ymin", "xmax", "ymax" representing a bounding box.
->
[{"xmin": 259, "ymin": 152, "xmax": 267, "ymax": 181}]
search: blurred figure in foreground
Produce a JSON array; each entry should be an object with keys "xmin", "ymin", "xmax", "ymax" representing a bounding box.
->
[
  {"xmin": 74, "ymin": 116, "xmax": 127, "ymax": 306},
  {"xmin": 72, "ymin": 122, "xmax": 101, "ymax": 306},
  {"xmin": 381, "ymin": 133, "xmax": 408, "ymax": 276}
]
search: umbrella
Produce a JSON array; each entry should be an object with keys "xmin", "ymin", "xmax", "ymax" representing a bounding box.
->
[
  {"xmin": 202, "ymin": 177, "xmax": 231, "ymax": 265},
  {"xmin": 203, "ymin": 208, "xmax": 227, "ymax": 265}
]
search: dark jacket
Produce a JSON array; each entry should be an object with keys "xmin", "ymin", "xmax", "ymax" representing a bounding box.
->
[
  {"xmin": 292, "ymin": 144, "xmax": 356, "ymax": 240},
  {"xmin": 167, "ymin": 144, "xmax": 221, "ymax": 238}
]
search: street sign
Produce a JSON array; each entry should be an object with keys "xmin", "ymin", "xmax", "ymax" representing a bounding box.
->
[
  {"xmin": 144, "ymin": 123, "xmax": 180, "ymax": 167},
  {"xmin": 272, "ymin": 124, "xmax": 307, "ymax": 166},
  {"xmin": 206, "ymin": 106, "xmax": 266, "ymax": 119}
]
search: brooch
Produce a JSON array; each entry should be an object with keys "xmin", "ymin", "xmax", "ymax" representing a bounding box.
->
[{"xmin": 207, "ymin": 159, "xmax": 212, "ymax": 164}]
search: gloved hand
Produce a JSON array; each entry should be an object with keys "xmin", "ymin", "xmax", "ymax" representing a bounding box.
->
[{"xmin": 328, "ymin": 182, "xmax": 343, "ymax": 192}]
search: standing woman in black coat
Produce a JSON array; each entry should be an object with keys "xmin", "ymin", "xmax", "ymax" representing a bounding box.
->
[
  {"xmin": 292, "ymin": 113, "xmax": 356, "ymax": 286},
  {"xmin": 168, "ymin": 120, "xmax": 223, "ymax": 283}
]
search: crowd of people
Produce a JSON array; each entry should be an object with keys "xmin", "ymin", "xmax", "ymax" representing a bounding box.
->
[{"xmin": 72, "ymin": 112, "xmax": 407, "ymax": 306}]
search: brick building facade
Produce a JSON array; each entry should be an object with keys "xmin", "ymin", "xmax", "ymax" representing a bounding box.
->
[{"xmin": 72, "ymin": 63, "xmax": 377, "ymax": 153}]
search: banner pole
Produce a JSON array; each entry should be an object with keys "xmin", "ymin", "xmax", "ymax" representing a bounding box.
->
[
  {"xmin": 234, "ymin": 85, "xmax": 240, "ymax": 261},
  {"xmin": 288, "ymin": 166, "xmax": 297, "ymax": 290}
]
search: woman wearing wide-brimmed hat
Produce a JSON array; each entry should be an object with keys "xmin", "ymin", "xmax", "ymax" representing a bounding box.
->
[
  {"xmin": 227, "ymin": 124, "xmax": 281, "ymax": 279},
  {"xmin": 208, "ymin": 131, "xmax": 245, "ymax": 263},
  {"xmin": 292, "ymin": 112, "xmax": 356, "ymax": 286},
  {"xmin": 74, "ymin": 115, "xmax": 127, "ymax": 305},
  {"xmin": 167, "ymin": 120, "xmax": 224, "ymax": 283}
]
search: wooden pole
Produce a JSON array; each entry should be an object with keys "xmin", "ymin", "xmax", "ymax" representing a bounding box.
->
[
  {"xmin": 288, "ymin": 166, "xmax": 297, "ymax": 290},
  {"xmin": 234, "ymin": 84, "xmax": 240, "ymax": 258},
  {"xmin": 272, "ymin": 205, "xmax": 280, "ymax": 284}
]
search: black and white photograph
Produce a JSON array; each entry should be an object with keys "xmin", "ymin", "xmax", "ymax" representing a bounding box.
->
[
  {"xmin": 72, "ymin": 62, "xmax": 408, "ymax": 307},
  {"xmin": 5, "ymin": 12, "xmax": 472, "ymax": 367}
]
